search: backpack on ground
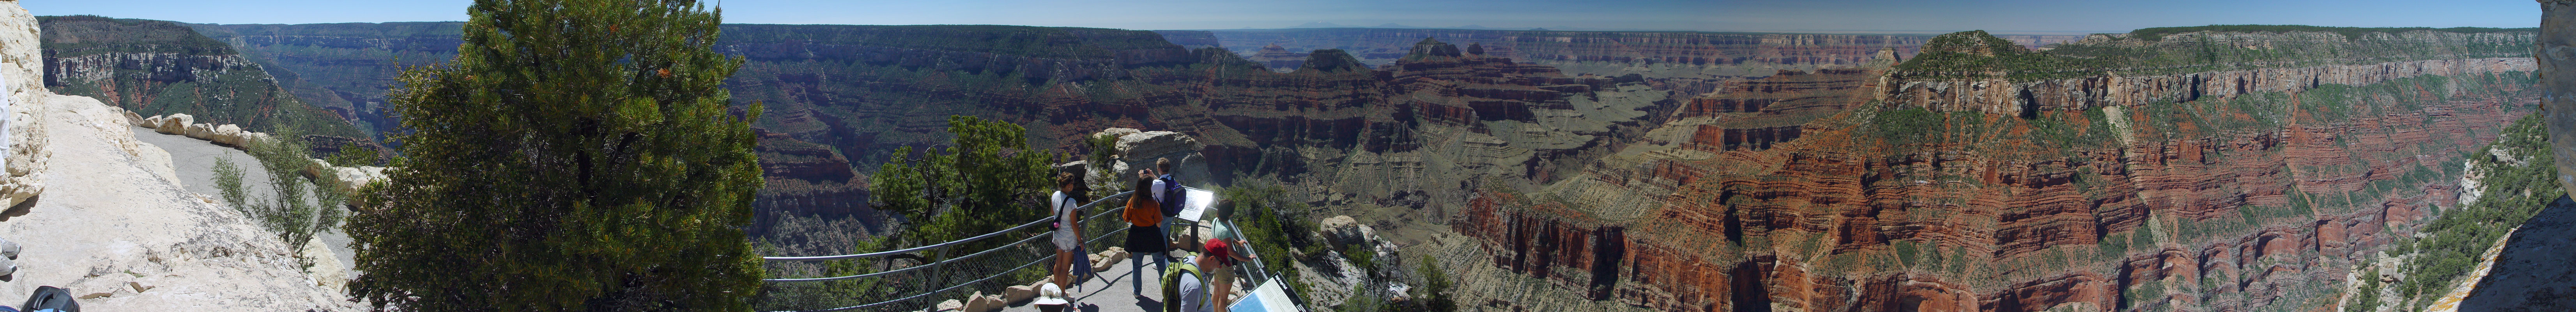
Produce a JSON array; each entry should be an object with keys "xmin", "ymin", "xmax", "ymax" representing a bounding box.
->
[
  {"xmin": 21, "ymin": 286, "xmax": 74, "ymax": 312},
  {"xmin": 1157, "ymin": 174, "xmax": 1185, "ymax": 216}
]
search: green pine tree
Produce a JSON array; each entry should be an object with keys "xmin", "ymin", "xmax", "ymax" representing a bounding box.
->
[{"xmin": 346, "ymin": 0, "xmax": 765, "ymax": 310}]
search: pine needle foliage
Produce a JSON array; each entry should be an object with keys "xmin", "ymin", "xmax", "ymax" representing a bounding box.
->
[
  {"xmin": 347, "ymin": 0, "xmax": 765, "ymax": 311},
  {"xmin": 870, "ymin": 115, "xmax": 1059, "ymax": 248}
]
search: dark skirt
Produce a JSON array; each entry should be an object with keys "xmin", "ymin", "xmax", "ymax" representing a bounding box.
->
[{"xmin": 1124, "ymin": 225, "xmax": 1168, "ymax": 254}]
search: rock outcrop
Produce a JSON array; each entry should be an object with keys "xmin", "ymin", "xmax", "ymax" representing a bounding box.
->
[
  {"xmin": 0, "ymin": 2, "xmax": 356, "ymax": 309},
  {"xmin": 2541, "ymin": 0, "xmax": 2576, "ymax": 197},
  {"xmin": 0, "ymin": 0, "xmax": 44, "ymax": 211},
  {"xmin": 40, "ymin": 16, "xmax": 361, "ymax": 138}
]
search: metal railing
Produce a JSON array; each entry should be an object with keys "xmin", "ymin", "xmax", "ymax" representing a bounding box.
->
[
  {"xmin": 757, "ymin": 186, "xmax": 1304, "ymax": 312},
  {"xmin": 758, "ymin": 191, "xmax": 1138, "ymax": 312}
]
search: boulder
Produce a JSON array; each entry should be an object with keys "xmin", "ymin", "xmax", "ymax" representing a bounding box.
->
[
  {"xmin": 1003, "ymin": 284, "xmax": 1038, "ymax": 304},
  {"xmin": 936, "ymin": 299, "xmax": 963, "ymax": 312},
  {"xmin": 962, "ymin": 291, "xmax": 1005, "ymax": 312},
  {"xmin": 0, "ymin": 237, "xmax": 16, "ymax": 259},
  {"xmin": 1320, "ymin": 215, "xmax": 1364, "ymax": 246},
  {"xmin": 1084, "ymin": 129, "xmax": 1213, "ymax": 190},
  {"xmin": 1319, "ymin": 215, "xmax": 1396, "ymax": 259},
  {"xmin": 211, "ymin": 124, "xmax": 244, "ymax": 146},
  {"xmin": 183, "ymin": 122, "xmax": 216, "ymax": 140},
  {"xmin": 156, "ymin": 113, "xmax": 192, "ymax": 135},
  {"xmin": 142, "ymin": 115, "xmax": 163, "ymax": 128},
  {"xmin": 325, "ymin": 166, "xmax": 388, "ymax": 201},
  {"xmin": 1092, "ymin": 247, "xmax": 1128, "ymax": 272},
  {"xmin": 303, "ymin": 238, "xmax": 347, "ymax": 291},
  {"xmin": 239, "ymin": 132, "xmax": 271, "ymax": 147}
]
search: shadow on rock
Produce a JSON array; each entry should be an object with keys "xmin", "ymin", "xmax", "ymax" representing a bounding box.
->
[
  {"xmin": 2461, "ymin": 195, "xmax": 2576, "ymax": 311},
  {"xmin": 0, "ymin": 195, "xmax": 35, "ymax": 222}
]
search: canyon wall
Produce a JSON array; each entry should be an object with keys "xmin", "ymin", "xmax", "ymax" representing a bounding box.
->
[
  {"xmin": 150, "ymin": 20, "xmax": 2548, "ymax": 312},
  {"xmin": 1438, "ymin": 28, "xmax": 2538, "ymax": 312},
  {"xmin": 41, "ymin": 16, "xmax": 360, "ymax": 138},
  {"xmin": 1200, "ymin": 28, "xmax": 1934, "ymax": 76},
  {"xmin": 186, "ymin": 21, "xmax": 463, "ymax": 142}
]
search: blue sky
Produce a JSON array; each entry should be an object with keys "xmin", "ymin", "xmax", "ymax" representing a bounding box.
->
[{"xmin": 23, "ymin": 0, "xmax": 2539, "ymax": 34}]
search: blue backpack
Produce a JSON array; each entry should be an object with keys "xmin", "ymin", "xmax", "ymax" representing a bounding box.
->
[{"xmin": 1158, "ymin": 174, "xmax": 1185, "ymax": 216}]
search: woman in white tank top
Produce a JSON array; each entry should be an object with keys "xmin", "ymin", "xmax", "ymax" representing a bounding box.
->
[{"xmin": 1050, "ymin": 172, "xmax": 1088, "ymax": 298}]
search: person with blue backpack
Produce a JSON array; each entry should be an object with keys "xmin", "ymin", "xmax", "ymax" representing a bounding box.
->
[{"xmin": 1150, "ymin": 158, "xmax": 1185, "ymax": 245}]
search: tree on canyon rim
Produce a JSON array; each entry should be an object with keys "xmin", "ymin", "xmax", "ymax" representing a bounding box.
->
[{"xmin": 346, "ymin": 0, "xmax": 765, "ymax": 311}]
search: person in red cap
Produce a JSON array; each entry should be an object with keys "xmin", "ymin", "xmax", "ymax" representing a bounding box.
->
[{"xmin": 1197, "ymin": 238, "xmax": 1254, "ymax": 312}]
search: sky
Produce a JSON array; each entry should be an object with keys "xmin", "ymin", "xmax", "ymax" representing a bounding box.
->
[{"xmin": 23, "ymin": 0, "xmax": 2541, "ymax": 34}]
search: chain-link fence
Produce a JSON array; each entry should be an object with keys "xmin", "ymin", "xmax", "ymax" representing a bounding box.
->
[{"xmin": 757, "ymin": 191, "xmax": 1137, "ymax": 312}]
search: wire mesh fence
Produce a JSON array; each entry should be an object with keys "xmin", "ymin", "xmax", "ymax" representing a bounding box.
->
[{"xmin": 755, "ymin": 191, "xmax": 1138, "ymax": 312}]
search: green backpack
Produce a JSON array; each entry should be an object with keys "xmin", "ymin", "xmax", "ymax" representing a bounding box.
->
[{"xmin": 1161, "ymin": 256, "xmax": 1203, "ymax": 312}]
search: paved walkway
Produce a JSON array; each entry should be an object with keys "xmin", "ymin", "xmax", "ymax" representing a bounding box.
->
[
  {"xmin": 999, "ymin": 251, "xmax": 1173, "ymax": 312},
  {"xmin": 127, "ymin": 126, "xmax": 356, "ymax": 271}
]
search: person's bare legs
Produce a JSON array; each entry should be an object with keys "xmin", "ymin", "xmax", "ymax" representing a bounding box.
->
[
  {"xmin": 1053, "ymin": 249, "xmax": 1073, "ymax": 289},
  {"xmin": 1210, "ymin": 266, "xmax": 1233, "ymax": 312}
]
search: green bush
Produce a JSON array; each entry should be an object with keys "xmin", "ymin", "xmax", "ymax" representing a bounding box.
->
[
  {"xmin": 1874, "ymin": 107, "xmax": 1939, "ymax": 145},
  {"xmin": 326, "ymin": 142, "xmax": 378, "ymax": 167},
  {"xmin": 2390, "ymin": 114, "xmax": 2560, "ymax": 309},
  {"xmin": 212, "ymin": 157, "xmax": 247, "ymax": 211},
  {"xmin": 348, "ymin": 0, "xmax": 766, "ymax": 310}
]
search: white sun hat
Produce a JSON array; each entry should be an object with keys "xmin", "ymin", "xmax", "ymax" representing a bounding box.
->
[{"xmin": 1033, "ymin": 282, "xmax": 1070, "ymax": 306}]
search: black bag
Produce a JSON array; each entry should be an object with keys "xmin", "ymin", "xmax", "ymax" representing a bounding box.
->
[{"xmin": 23, "ymin": 285, "xmax": 76, "ymax": 312}]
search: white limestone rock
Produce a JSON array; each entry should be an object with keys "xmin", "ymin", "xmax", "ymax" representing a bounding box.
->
[
  {"xmin": 301, "ymin": 238, "xmax": 347, "ymax": 291},
  {"xmin": 0, "ymin": 0, "xmax": 44, "ymax": 209},
  {"xmin": 182, "ymin": 123, "xmax": 216, "ymax": 140},
  {"xmin": 209, "ymin": 124, "xmax": 243, "ymax": 146},
  {"xmin": 120, "ymin": 109, "xmax": 142, "ymax": 128},
  {"xmin": 155, "ymin": 113, "xmax": 191, "ymax": 135},
  {"xmin": 1083, "ymin": 128, "xmax": 1213, "ymax": 190}
]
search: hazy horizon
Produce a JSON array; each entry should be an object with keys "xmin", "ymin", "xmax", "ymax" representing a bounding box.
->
[{"xmin": 26, "ymin": 0, "xmax": 2538, "ymax": 35}]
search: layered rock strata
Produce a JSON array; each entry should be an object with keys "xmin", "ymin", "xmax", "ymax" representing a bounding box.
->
[
  {"xmin": 1891, "ymin": 58, "xmax": 2533, "ymax": 115},
  {"xmin": 1200, "ymin": 28, "xmax": 1937, "ymax": 79},
  {"xmin": 1441, "ymin": 28, "xmax": 2538, "ymax": 312},
  {"xmin": 40, "ymin": 16, "xmax": 359, "ymax": 138}
]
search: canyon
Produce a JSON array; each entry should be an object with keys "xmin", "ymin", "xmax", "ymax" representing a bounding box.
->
[
  {"xmin": 38, "ymin": 16, "xmax": 360, "ymax": 139},
  {"xmin": 30, "ymin": 16, "xmax": 2546, "ymax": 312}
]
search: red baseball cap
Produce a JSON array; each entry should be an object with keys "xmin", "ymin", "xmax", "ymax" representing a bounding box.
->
[{"xmin": 1204, "ymin": 238, "xmax": 1234, "ymax": 265}]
